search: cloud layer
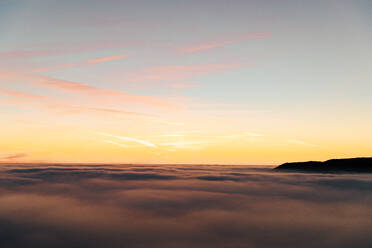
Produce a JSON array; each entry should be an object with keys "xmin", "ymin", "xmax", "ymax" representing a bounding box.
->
[{"xmin": 0, "ymin": 164, "xmax": 372, "ymax": 248}]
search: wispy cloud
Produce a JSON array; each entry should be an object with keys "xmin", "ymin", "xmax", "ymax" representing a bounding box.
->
[
  {"xmin": 87, "ymin": 54, "xmax": 130, "ymax": 64},
  {"xmin": 46, "ymin": 104, "xmax": 144, "ymax": 116},
  {"xmin": 103, "ymin": 140, "xmax": 129, "ymax": 148},
  {"xmin": 37, "ymin": 77, "xmax": 174, "ymax": 108},
  {"xmin": 24, "ymin": 75, "xmax": 176, "ymax": 108},
  {"xmin": 32, "ymin": 54, "xmax": 130, "ymax": 73},
  {"xmin": 160, "ymin": 134, "xmax": 186, "ymax": 137},
  {"xmin": 169, "ymin": 83, "xmax": 200, "ymax": 89},
  {"xmin": 1, "ymin": 153, "xmax": 28, "ymax": 160},
  {"xmin": 179, "ymin": 41, "xmax": 234, "ymax": 53},
  {"xmin": 99, "ymin": 133, "xmax": 156, "ymax": 147},
  {"xmin": 245, "ymin": 132, "xmax": 263, "ymax": 137},
  {"xmin": 2, "ymin": 68, "xmax": 164, "ymax": 106},
  {"xmin": 178, "ymin": 32, "xmax": 271, "ymax": 53},
  {"xmin": 0, "ymin": 50, "xmax": 56, "ymax": 59},
  {"xmin": 201, "ymin": 132, "xmax": 264, "ymax": 140},
  {"xmin": 160, "ymin": 141, "xmax": 210, "ymax": 150},
  {"xmin": 120, "ymin": 64, "xmax": 239, "ymax": 88},
  {"xmin": 288, "ymin": 139, "xmax": 318, "ymax": 147},
  {"xmin": 0, "ymin": 38, "xmax": 145, "ymax": 60},
  {"xmin": 0, "ymin": 87, "xmax": 146, "ymax": 117},
  {"xmin": 0, "ymin": 88, "xmax": 46, "ymax": 100}
]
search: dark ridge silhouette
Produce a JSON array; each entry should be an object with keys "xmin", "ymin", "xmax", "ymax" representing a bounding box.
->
[{"xmin": 275, "ymin": 157, "xmax": 372, "ymax": 173}]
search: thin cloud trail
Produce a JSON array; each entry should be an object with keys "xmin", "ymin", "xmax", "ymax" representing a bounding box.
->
[
  {"xmin": 103, "ymin": 140, "xmax": 129, "ymax": 148},
  {"xmin": 99, "ymin": 132, "xmax": 157, "ymax": 147},
  {"xmin": 32, "ymin": 54, "xmax": 131, "ymax": 73}
]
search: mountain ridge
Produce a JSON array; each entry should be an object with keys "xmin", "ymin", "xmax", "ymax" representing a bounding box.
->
[{"xmin": 275, "ymin": 157, "xmax": 372, "ymax": 173}]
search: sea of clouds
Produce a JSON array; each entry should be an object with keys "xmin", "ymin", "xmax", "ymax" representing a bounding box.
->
[{"xmin": 1, "ymin": 164, "xmax": 372, "ymax": 248}]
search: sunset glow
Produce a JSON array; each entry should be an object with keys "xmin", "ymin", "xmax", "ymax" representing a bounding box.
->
[{"xmin": 1, "ymin": 1, "xmax": 371, "ymax": 165}]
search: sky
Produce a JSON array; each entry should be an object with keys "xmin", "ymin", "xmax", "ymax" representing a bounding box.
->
[{"xmin": 0, "ymin": 0, "xmax": 371, "ymax": 165}]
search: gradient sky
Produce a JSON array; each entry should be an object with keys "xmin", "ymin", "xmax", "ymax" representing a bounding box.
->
[{"xmin": 1, "ymin": 0, "xmax": 371, "ymax": 165}]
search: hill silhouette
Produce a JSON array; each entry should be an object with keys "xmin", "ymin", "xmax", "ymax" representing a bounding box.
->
[{"xmin": 275, "ymin": 157, "xmax": 372, "ymax": 173}]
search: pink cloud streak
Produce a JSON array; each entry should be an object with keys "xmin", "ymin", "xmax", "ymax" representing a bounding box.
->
[
  {"xmin": 0, "ymin": 88, "xmax": 146, "ymax": 117},
  {"xmin": 0, "ymin": 88, "xmax": 46, "ymax": 100},
  {"xmin": 34, "ymin": 76, "xmax": 176, "ymax": 108},
  {"xmin": 121, "ymin": 64, "xmax": 239, "ymax": 84},
  {"xmin": 32, "ymin": 54, "xmax": 131, "ymax": 73},
  {"xmin": 178, "ymin": 32, "xmax": 271, "ymax": 53},
  {"xmin": 0, "ymin": 50, "xmax": 56, "ymax": 59},
  {"xmin": 1, "ymin": 68, "xmax": 178, "ymax": 109},
  {"xmin": 87, "ymin": 54, "xmax": 130, "ymax": 64},
  {"xmin": 179, "ymin": 41, "xmax": 234, "ymax": 53},
  {"xmin": 1, "ymin": 153, "xmax": 28, "ymax": 160}
]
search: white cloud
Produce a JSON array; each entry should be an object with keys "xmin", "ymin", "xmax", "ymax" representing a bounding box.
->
[
  {"xmin": 160, "ymin": 141, "xmax": 210, "ymax": 150},
  {"xmin": 160, "ymin": 134, "xmax": 186, "ymax": 137},
  {"xmin": 99, "ymin": 133, "xmax": 157, "ymax": 147},
  {"xmin": 244, "ymin": 132, "xmax": 263, "ymax": 137},
  {"xmin": 104, "ymin": 140, "xmax": 129, "ymax": 148}
]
